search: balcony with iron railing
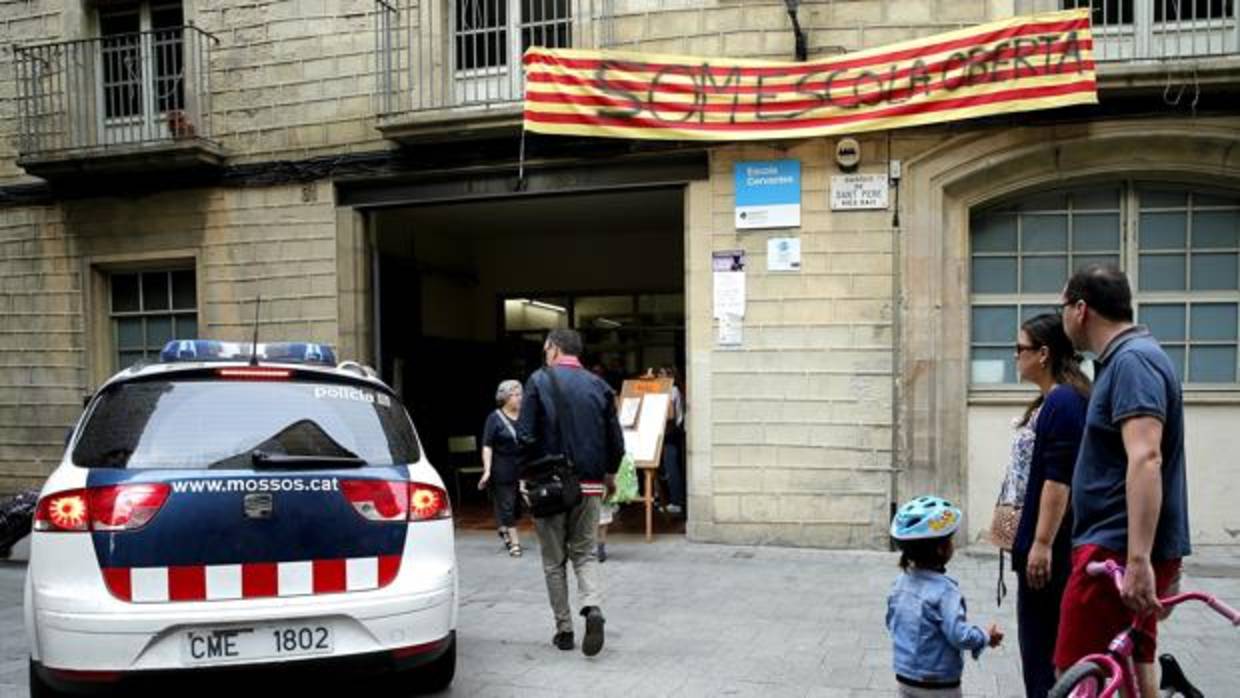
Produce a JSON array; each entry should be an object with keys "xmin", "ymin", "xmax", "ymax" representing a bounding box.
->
[
  {"xmin": 1070, "ymin": 0, "xmax": 1239, "ymax": 60},
  {"xmin": 1066, "ymin": 0, "xmax": 1240, "ymax": 89},
  {"xmin": 373, "ymin": 0, "xmax": 596, "ymax": 140},
  {"xmin": 374, "ymin": 0, "xmax": 1240, "ymax": 141},
  {"xmin": 15, "ymin": 24, "xmax": 224, "ymax": 180}
]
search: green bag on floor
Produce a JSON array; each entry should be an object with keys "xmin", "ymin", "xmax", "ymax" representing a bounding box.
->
[{"xmin": 606, "ymin": 453, "xmax": 640, "ymax": 505}]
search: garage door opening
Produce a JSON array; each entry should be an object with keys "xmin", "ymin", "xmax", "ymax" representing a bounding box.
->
[{"xmin": 371, "ymin": 187, "xmax": 686, "ymax": 535}]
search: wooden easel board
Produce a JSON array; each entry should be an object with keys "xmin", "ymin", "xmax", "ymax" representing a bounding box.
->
[{"xmin": 618, "ymin": 377, "xmax": 673, "ymax": 541}]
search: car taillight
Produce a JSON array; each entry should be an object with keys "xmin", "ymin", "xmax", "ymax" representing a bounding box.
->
[
  {"xmin": 90, "ymin": 483, "xmax": 170, "ymax": 531},
  {"xmin": 34, "ymin": 483, "xmax": 170, "ymax": 533},
  {"xmin": 340, "ymin": 480, "xmax": 450, "ymax": 522},
  {"xmin": 34, "ymin": 489, "xmax": 89, "ymax": 532},
  {"xmin": 341, "ymin": 479, "xmax": 409, "ymax": 521},
  {"xmin": 409, "ymin": 483, "xmax": 450, "ymax": 521}
]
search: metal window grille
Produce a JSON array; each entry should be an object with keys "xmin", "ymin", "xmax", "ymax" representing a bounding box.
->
[
  {"xmin": 1062, "ymin": 0, "xmax": 1239, "ymax": 60},
  {"xmin": 456, "ymin": 0, "xmax": 510, "ymax": 71},
  {"xmin": 521, "ymin": 0, "xmax": 573, "ymax": 55}
]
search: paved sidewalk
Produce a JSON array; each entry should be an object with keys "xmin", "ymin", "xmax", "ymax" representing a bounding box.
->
[{"xmin": 3, "ymin": 534, "xmax": 1238, "ymax": 697}]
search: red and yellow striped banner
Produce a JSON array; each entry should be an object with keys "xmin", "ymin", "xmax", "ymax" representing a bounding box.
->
[{"xmin": 523, "ymin": 9, "xmax": 1097, "ymax": 141}]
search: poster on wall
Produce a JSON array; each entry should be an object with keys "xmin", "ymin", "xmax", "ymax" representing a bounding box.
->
[
  {"xmin": 767, "ymin": 237, "xmax": 801, "ymax": 271},
  {"xmin": 735, "ymin": 160, "xmax": 801, "ymax": 229},
  {"xmin": 712, "ymin": 250, "xmax": 746, "ymax": 272},
  {"xmin": 717, "ymin": 312, "xmax": 744, "ymax": 346},
  {"xmin": 712, "ymin": 250, "xmax": 746, "ymax": 320}
]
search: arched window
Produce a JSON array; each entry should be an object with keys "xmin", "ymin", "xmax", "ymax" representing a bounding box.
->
[{"xmin": 969, "ymin": 182, "xmax": 1240, "ymax": 386}]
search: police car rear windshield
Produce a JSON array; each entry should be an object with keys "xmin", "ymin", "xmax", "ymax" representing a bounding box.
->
[{"xmin": 72, "ymin": 380, "xmax": 420, "ymax": 469}]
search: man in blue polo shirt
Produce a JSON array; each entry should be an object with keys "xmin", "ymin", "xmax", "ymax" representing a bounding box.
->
[{"xmin": 1054, "ymin": 264, "xmax": 1191, "ymax": 698}]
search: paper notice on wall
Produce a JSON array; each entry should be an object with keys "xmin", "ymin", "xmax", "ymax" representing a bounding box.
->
[
  {"xmin": 717, "ymin": 312, "xmax": 743, "ymax": 346},
  {"xmin": 713, "ymin": 271, "xmax": 746, "ymax": 319},
  {"xmin": 712, "ymin": 249, "xmax": 746, "ymax": 272},
  {"xmin": 767, "ymin": 237, "xmax": 801, "ymax": 271}
]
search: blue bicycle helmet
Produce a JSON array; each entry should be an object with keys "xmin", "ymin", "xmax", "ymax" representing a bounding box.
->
[{"xmin": 890, "ymin": 495, "xmax": 962, "ymax": 541}]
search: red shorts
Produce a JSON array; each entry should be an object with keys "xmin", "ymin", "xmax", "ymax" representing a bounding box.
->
[{"xmin": 1053, "ymin": 544, "xmax": 1182, "ymax": 670}]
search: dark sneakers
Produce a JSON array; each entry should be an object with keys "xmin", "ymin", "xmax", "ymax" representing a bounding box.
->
[
  {"xmin": 553, "ymin": 609, "xmax": 605, "ymax": 655},
  {"xmin": 581, "ymin": 606, "xmax": 605, "ymax": 657}
]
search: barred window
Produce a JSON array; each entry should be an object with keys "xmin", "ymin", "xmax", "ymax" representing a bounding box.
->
[
  {"xmin": 454, "ymin": 0, "xmax": 570, "ymax": 72},
  {"xmin": 1061, "ymin": 1, "xmax": 1234, "ymax": 25},
  {"xmin": 970, "ymin": 183, "xmax": 1240, "ymax": 386},
  {"xmin": 99, "ymin": 2, "xmax": 185, "ymax": 121}
]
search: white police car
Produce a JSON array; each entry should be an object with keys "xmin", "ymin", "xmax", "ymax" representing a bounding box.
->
[{"xmin": 25, "ymin": 341, "xmax": 456, "ymax": 695}]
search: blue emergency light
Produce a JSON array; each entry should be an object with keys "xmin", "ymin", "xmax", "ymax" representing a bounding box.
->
[{"xmin": 159, "ymin": 340, "xmax": 337, "ymax": 366}]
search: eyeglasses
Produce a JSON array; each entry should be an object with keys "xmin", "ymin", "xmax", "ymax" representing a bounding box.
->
[{"xmin": 1014, "ymin": 343, "xmax": 1040, "ymax": 354}]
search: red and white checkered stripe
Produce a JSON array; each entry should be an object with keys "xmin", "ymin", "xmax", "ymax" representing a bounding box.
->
[
  {"xmin": 580, "ymin": 481, "xmax": 605, "ymax": 497},
  {"xmin": 101, "ymin": 556, "xmax": 401, "ymax": 603}
]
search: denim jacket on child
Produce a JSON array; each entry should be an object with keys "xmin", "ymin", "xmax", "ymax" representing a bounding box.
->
[{"xmin": 886, "ymin": 568, "xmax": 988, "ymax": 683}]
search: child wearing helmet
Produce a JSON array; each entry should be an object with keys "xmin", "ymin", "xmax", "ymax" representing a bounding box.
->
[{"xmin": 886, "ymin": 496, "xmax": 1003, "ymax": 697}]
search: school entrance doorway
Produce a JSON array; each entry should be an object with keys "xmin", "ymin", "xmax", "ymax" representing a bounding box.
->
[{"xmin": 370, "ymin": 187, "xmax": 687, "ymax": 536}]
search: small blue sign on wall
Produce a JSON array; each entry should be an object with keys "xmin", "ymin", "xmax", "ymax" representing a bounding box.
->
[{"xmin": 735, "ymin": 160, "xmax": 801, "ymax": 230}]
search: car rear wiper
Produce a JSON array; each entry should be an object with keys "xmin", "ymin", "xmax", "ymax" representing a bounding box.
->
[{"xmin": 250, "ymin": 451, "xmax": 366, "ymax": 468}]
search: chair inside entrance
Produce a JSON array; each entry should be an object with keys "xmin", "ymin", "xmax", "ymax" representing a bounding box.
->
[{"xmin": 447, "ymin": 435, "xmax": 484, "ymax": 510}]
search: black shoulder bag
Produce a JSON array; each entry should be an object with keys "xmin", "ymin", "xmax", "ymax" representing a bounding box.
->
[{"xmin": 519, "ymin": 368, "xmax": 583, "ymax": 518}]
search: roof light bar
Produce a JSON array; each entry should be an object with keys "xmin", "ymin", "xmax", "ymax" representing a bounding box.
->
[{"xmin": 159, "ymin": 340, "xmax": 337, "ymax": 366}]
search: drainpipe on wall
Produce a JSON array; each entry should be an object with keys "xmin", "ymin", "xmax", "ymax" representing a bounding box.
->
[
  {"xmin": 887, "ymin": 132, "xmax": 903, "ymax": 551},
  {"xmin": 369, "ymin": 223, "xmax": 383, "ymax": 379}
]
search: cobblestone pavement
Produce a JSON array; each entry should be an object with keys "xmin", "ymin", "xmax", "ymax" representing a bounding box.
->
[{"xmin": 3, "ymin": 534, "xmax": 1238, "ymax": 697}]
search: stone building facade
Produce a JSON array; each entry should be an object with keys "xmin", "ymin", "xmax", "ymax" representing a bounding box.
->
[{"xmin": 2, "ymin": 0, "xmax": 1238, "ymax": 548}]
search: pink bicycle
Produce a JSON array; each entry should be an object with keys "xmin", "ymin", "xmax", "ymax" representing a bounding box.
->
[{"xmin": 1049, "ymin": 560, "xmax": 1240, "ymax": 698}]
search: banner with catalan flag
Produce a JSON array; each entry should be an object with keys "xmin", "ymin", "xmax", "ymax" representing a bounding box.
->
[{"xmin": 522, "ymin": 9, "xmax": 1096, "ymax": 141}]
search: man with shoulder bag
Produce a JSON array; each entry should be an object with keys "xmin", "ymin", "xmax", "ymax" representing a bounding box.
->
[{"xmin": 517, "ymin": 329, "xmax": 625, "ymax": 657}]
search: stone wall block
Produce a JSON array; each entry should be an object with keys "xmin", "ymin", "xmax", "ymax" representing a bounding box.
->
[
  {"xmin": 833, "ymin": 0, "xmax": 885, "ymax": 24},
  {"xmin": 935, "ymin": 0, "xmax": 989, "ymax": 22}
]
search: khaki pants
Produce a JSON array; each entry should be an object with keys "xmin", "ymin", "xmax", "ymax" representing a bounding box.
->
[{"xmin": 533, "ymin": 495, "xmax": 602, "ymax": 633}]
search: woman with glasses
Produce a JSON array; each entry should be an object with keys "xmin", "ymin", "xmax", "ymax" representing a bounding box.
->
[{"xmin": 1004, "ymin": 313, "xmax": 1091, "ymax": 697}]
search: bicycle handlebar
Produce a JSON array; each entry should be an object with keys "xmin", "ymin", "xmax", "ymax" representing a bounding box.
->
[
  {"xmin": 1086, "ymin": 560, "xmax": 1124, "ymax": 587},
  {"xmin": 1085, "ymin": 559, "xmax": 1240, "ymax": 626},
  {"xmin": 1206, "ymin": 596, "xmax": 1240, "ymax": 626}
]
